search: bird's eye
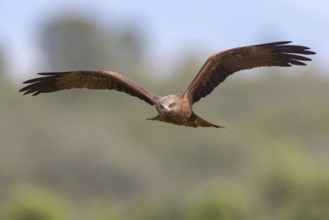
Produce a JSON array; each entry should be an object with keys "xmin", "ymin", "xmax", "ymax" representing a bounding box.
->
[{"xmin": 169, "ymin": 103, "xmax": 176, "ymax": 108}]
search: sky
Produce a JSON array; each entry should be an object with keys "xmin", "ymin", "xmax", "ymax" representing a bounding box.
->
[{"xmin": 1, "ymin": 0, "xmax": 328, "ymax": 80}]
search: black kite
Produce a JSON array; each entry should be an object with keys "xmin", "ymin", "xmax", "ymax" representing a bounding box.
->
[{"xmin": 20, "ymin": 41, "xmax": 315, "ymax": 128}]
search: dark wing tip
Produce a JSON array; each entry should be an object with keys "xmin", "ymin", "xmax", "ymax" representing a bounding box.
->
[
  {"xmin": 260, "ymin": 40, "xmax": 316, "ymax": 52},
  {"xmin": 260, "ymin": 41, "xmax": 316, "ymax": 66},
  {"xmin": 19, "ymin": 72, "xmax": 62, "ymax": 95}
]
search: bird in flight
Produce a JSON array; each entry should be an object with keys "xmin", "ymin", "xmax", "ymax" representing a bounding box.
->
[{"xmin": 20, "ymin": 41, "xmax": 315, "ymax": 128}]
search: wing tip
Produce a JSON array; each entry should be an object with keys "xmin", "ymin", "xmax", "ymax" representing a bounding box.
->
[
  {"xmin": 263, "ymin": 41, "xmax": 316, "ymax": 66},
  {"xmin": 260, "ymin": 41, "xmax": 316, "ymax": 54}
]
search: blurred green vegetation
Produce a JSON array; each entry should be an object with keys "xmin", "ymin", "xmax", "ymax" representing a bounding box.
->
[
  {"xmin": 2, "ymin": 185, "xmax": 70, "ymax": 220},
  {"xmin": 1, "ymin": 15, "xmax": 328, "ymax": 220}
]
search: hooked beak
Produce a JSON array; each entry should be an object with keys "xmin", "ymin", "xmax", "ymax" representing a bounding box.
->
[
  {"xmin": 164, "ymin": 105, "xmax": 171, "ymax": 111},
  {"xmin": 160, "ymin": 104, "xmax": 171, "ymax": 111}
]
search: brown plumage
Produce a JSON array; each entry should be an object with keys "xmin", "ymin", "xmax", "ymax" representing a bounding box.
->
[{"xmin": 20, "ymin": 41, "xmax": 315, "ymax": 128}]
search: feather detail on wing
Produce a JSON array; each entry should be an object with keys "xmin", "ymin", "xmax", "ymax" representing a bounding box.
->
[
  {"xmin": 183, "ymin": 41, "xmax": 316, "ymax": 104},
  {"xmin": 19, "ymin": 71, "xmax": 158, "ymax": 105}
]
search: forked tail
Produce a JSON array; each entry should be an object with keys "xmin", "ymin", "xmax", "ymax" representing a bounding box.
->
[
  {"xmin": 147, "ymin": 114, "xmax": 224, "ymax": 128},
  {"xmin": 193, "ymin": 114, "xmax": 225, "ymax": 128}
]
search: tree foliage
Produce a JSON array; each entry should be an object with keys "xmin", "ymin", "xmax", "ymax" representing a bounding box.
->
[{"xmin": 40, "ymin": 16, "xmax": 145, "ymax": 77}]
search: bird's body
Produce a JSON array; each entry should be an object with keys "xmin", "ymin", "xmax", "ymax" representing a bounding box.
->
[
  {"xmin": 154, "ymin": 95, "xmax": 188, "ymax": 123},
  {"xmin": 148, "ymin": 94, "xmax": 222, "ymax": 128},
  {"xmin": 20, "ymin": 41, "xmax": 315, "ymax": 128}
]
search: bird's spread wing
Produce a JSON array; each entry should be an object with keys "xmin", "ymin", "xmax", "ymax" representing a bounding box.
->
[
  {"xmin": 19, "ymin": 71, "xmax": 158, "ymax": 105},
  {"xmin": 183, "ymin": 41, "xmax": 315, "ymax": 104}
]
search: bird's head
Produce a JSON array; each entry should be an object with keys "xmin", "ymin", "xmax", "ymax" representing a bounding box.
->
[{"xmin": 158, "ymin": 95, "xmax": 179, "ymax": 114}]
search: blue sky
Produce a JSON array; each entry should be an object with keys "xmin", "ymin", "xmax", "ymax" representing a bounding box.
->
[{"xmin": 1, "ymin": 0, "xmax": 328, "ymax": 80}]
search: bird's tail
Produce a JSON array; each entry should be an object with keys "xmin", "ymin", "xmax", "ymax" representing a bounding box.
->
[
  {"xmin": 146, "ymin": 115, "xmax": 163, "ymax": 121},
  {"xmin": 193, "ymin": 114, "xmax": 225, "ymax": 128},
  {"xmin": 147, "ymin": 114, "xmax": 225, "ymax": 128}
]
